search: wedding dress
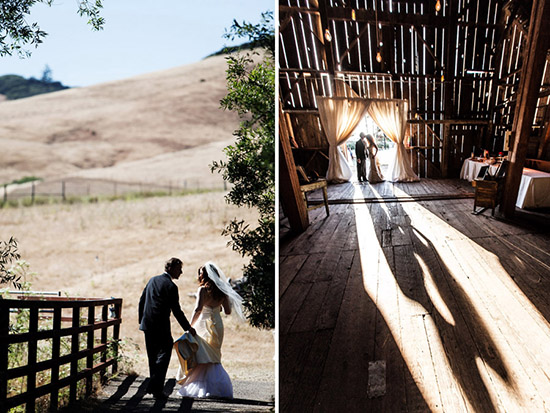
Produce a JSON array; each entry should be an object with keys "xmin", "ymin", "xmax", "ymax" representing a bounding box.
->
[
  {"xmin": 174, "ymin": 304, "xmax": 233, "ymax": 398},
  {"xmin": 173, "ymin": 262, "xmax": 245, "ymax": 399},
  {"xmin": 367, "ymin": 141, "xmax": 384, "ymax": 183}
]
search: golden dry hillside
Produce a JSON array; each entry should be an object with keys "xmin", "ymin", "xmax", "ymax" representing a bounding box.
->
[{"xmin": 0, "ymin": 54, "xmax": 240, "ymax": 188}]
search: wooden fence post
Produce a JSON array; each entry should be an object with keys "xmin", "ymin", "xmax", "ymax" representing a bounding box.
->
[
  {"xmin": 50, "ymin": 307, "xmax": 61, "ymax": 411},
  {"xmin": 25, "ymin": 307, "xmax": 39, "ymax": 413},
  {"xmin": 3, "ymin": 184, "xmax": 7, "ymax": 204},
  {"xmin": 100, "ymin": 305, "xmax": 108, "ymax": 384},
  {"xmin": 62, "ymin": 181, "xmax": 66, "ymax": 202},
  {"xmin": 112, "ymin": 303, "xmax": 121, "ymax": 374},
  {"xmin": 0, "ymin": 302, "xmax": 9, "ymax": 410},
  {"xmin": 31, "ymin": 182, "xmax": 35, "ymax": 204},
  {"xmin": 86, "ymin": 306, "xmax": 95, "ymax": 397},
  {"xmin": 69, "ymin": 307, "xmax": 79, "ymax": 403}
]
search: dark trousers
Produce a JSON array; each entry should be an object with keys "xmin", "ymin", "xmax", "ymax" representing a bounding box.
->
[
  {"xmin": 144, "ymin": 331, "xmax": 173, "ymax": 394},
  {"xmin": 357, "ymin": 158, "xmax": 367, "ymax": 181}
]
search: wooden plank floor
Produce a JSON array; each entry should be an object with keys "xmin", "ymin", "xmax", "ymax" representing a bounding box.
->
[{"xmin": 280, "ymin": 178, "xmax": 550, "ymax": 412}]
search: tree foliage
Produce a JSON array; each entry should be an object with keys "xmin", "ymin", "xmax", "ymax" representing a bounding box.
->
[
  {"xmin": 212, "ymin": 11, "xmax": 274, "ymax": 329},
  {"xmin": 0, "ymin": 237, "xmax": 22, "ymax": 289},
  {"xmin": 0, "ymin": 74, "xmax": 68, "ymax": 100},
  {"xmin": 0, "ymin": 0, "xmax": 105, "ymax": 57}
]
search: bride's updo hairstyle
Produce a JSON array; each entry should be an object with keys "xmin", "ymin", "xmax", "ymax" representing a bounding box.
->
[{"xmin": 198, "ymin": 266, "xmax": 225, "ymax": 301}]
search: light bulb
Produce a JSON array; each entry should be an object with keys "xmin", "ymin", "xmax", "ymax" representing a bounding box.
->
[
  {"xmin": 441, "ymin": 74, "xmax": 445, "ymax": 82},
  {"xmin": 351, "ymin": 9, "xmax": 356, "ymax": 21},
  {"xmin": 435, "ymin": 0, "xmax": 441, "ymax": 12},
  {"xmin": 376, "ymin": 51, "xmax": 382, "ymax": 62},
  {"xmin": 324, "ymin": 29, "xmax": 332, "ymax": 42}
]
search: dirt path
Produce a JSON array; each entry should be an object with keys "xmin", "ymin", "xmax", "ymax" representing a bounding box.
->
[{"xmin": 61, "ymin": 374, "xmax": 274, "ymax": 412}]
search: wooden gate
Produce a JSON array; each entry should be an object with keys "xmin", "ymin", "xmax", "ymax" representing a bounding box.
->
[{"xmin": 0, "ymin": 296, "xmax": 122, "ymax": 412}]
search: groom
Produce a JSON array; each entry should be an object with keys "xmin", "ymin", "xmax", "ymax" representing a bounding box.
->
[
  {"xmin": 356, "ymin": 132, "xmax": 368, "ymax": 183},
  {"xmin": 139, "ymin": 257, "xmax": 196, "ymax": 399}
]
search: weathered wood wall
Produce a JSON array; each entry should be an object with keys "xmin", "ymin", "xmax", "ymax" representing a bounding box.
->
[{"xmin": 280, "ymin": 0, "xmax": 550, "ymax": 179}]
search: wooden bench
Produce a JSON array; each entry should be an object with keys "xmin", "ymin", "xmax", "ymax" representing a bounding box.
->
[{"xmin": 296, "ymin": 166, "xmax": 330, "ymax": 217}]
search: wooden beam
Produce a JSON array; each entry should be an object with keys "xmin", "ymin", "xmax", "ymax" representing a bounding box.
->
[
  {"xmin": 318, "ymin": 0, "xmax": 336, "ymax": 76},
  {"xmin": 442, "ymin": 0, "xmax": 457, "ymax": 178},
  {"xmin": 502, "ymin": 0, "xmax": 550, "ymax": 217},
  {"xmin": 279, "ymin": 104, "xmax": 309, "ymax": 233},
  {"xmin": 408, "ymin": 119, "xmax": 491, "ymax": 125},
  {"xmin": 326, "ymin": 7, "xmax": 502, "ymax": 29},
  {"xmin": 411, "ymin": 24, "xmax": 444, "ymax": 70},
  {"xmin": 537, "ymin": 114, "xmax": 550, "ymax": 158},
  {"xmin": 338, "ymin": 23, "xmax": 370, "ymax": 64}
]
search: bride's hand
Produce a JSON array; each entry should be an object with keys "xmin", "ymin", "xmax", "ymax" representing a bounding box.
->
[{"xmin": 189, "ymin": 327, "xmax": 197, "ymax": 336}]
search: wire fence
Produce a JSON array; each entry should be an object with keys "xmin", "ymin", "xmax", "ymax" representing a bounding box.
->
[{"xmin": 2, "ymin": 177, "xmax": 228, "ymax": 205}]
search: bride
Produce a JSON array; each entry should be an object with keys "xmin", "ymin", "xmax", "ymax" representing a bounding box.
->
[
  {"xmin": 174, "ymin": 262, "xmax": 245, "ymax": 398},
  {"xmin": 366, "ymin": 133, "xmax": 384, "ymax": 183}
]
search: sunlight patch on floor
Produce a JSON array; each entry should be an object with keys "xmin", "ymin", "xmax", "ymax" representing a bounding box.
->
[{"xmin": 354, "ymin": 183, "xmax": 550, "ymax": 410}]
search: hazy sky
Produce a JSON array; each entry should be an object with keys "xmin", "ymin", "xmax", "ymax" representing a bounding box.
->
[{"xmin": 0, "ymin": 0, "xmax": 274, "ymax": 87}]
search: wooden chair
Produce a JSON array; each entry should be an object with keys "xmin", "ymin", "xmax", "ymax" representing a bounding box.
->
[
  {"xmin": 472, "ymin": 160, "xmax": 509, "ymax": 216},
  {"xmin": 296, "ymin": 166, "xmax": 330, "ymax": 217}
]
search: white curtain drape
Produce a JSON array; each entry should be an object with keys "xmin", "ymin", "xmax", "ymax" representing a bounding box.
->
[
  {"xmin": 317, "ymin": 97, "xmax": 369, "ymax": 183},
  {"xmin": 367, "ymin": 100, "xmax": 419, "ymax": 182}
]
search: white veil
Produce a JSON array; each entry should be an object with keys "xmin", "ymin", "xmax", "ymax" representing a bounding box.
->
[{"xmin": 204, "ymin": 261, "xmax": 246, "ymax": 323}]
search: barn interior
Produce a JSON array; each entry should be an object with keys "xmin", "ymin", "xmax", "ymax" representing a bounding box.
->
[{"xmin": 278, "ymin": 0, "xmax": 550, "ymax": 411}]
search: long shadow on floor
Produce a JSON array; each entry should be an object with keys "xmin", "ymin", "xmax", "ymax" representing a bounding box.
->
[{"xmin": 367, "ymin": 198, "xmax": 515, "ymax": 412}]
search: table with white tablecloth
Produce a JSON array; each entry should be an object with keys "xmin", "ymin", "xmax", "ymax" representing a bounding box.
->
[
  {"xmin": 459, "ymin": 158, "xmax": 500, "ymax": 182},
  {"xmin": 516, "ymin": 167, "xmax": 550, "ymax": 208},
  {"xmin": 460, "ymin": 159, "xmax": 550, "ymax": 209}
]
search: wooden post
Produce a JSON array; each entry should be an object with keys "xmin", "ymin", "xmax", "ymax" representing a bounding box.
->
[
  {"xmin": 502, "ymin": 0, "xmax": 550, "ymax": 217},
  {"xmin": 50, "ymin": 307, "xmax": 61, "ymax": 411},
  {"xmin": 69, "ymin": 307, "xmax": 79, "ymax": 403},
  {"xmin": 100, "ymin": 305, "xmax": 108, "ymax": 384},
  {"xmin": 442, "ymin": 0, "xmax": 457, "ymax": 178},
  {"xmin": 86, "ymin": 305, "xmax": 95, "ymax": 397},
  {"xmin": 537, "ymin": 115, "xmax": 550, "ymax": 158},
  {"xmin": 112, "ymin": 303, "xmax": 121, "ymax": 374},
  {"xmin": 62, "ymin": 181, "xmax": 66, "ymax": 202},
  {"xmin": 3, "ymin": 184, "xmax": 7, "ymax": 204},
  {"xmin": 318, "ymin": 0, "xmax": 336, "ymax": 76},
  {"xmin": 31, "ymin": 181, "xmax": 35, "ymax": 204},
  {"xmin": 0, "ymin": 302, "xmax": 9, "ymax": 410},
  {"xmin": 25, "ymin": 307, "xmax": 39, "ymax": 413},
  {"xmin": 279, "ymin": 105, "xmax": 309, "ymax": 233}
]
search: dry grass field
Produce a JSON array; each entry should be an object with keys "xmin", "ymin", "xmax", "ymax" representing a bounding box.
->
[
  {"xmin": 0, "ymin": 192, "xmax": 274, "ymax": 382},
  {"xmin": 0, "ymin": 53, "xmax": 274, "ymax": 385}
]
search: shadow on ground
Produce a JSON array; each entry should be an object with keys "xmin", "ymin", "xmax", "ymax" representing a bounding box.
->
[{"xmin": 60, "ymin": 375, "xmax": 274, "ymax": 413}]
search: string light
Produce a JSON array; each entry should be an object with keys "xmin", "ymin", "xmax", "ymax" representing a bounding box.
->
[
  {"xmin": 351, "ymin": 9, "xmax": 356, "ymax": 21},
  {"xmin": 324, "ymin": 29, "xmax": 332, "ymax": 42},
  {"xmin": 435, "ymin": 0, "xmax": 441, "ymax": 12},
  {"xmin": 376, "ymin": 51, "xmax": 382, "ymax": 62}
]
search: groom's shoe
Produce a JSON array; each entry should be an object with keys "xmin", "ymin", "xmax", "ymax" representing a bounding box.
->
[{"xmin": 152, "ymin": 391, "xmax": 169, "ymax": 400}]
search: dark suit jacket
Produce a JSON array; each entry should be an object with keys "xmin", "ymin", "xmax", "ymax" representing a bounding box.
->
[
  {"xmin": 138, "ymin": 272, "xmax": 191, "ymax": 334},
  {"xmin": 355, "ymin": 139, "xmax": 366, "ymax": 160}
]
